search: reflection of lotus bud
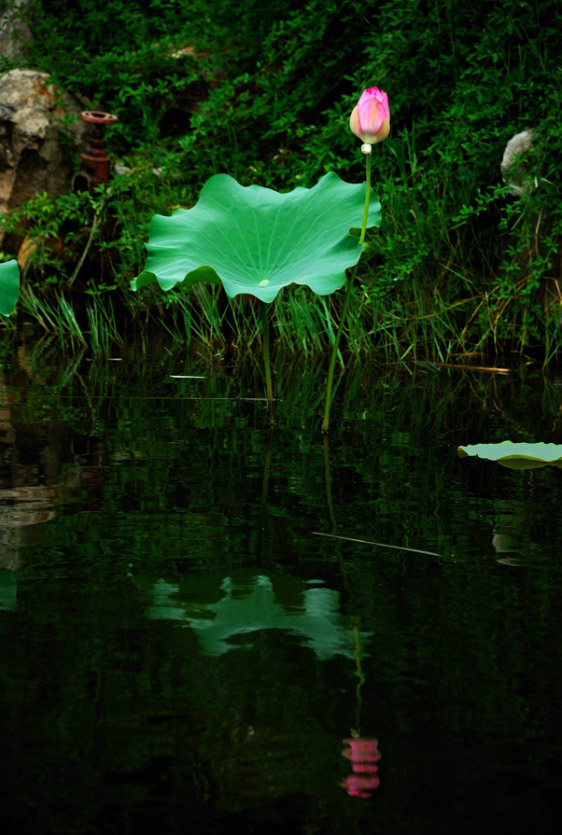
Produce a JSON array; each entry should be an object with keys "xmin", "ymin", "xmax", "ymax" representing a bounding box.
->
[
  {"xmin": 341, "ymin": 772, "xmax": 380, "ymax": 798},
  {"xmin": 350, "ymin": 88, "xmax": 390, "ymax": 145},
  {"xmin": 340, "ymin": 737, "xmax": 381, "ymax": 798}
]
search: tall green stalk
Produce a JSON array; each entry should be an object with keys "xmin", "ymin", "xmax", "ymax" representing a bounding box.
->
[
  {"xmin": 260, "ymin": 300, "xmax": 275, "ymax": 426},
  {"xmin": 322, "ymin": 152, "xmax": 372, "ymax": 432}
]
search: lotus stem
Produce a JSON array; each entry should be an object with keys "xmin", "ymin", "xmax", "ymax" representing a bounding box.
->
[
  {"xmin": 260, "ymin": 300, "xmax": 275, "ymax": 426},
  {"xmin": 322, "ymin": 153, "xmax": 372, "ymax": 432}
]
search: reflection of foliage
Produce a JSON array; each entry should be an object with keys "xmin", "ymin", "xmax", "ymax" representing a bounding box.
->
[
  {"xmin": 0, "ymin": 569, "xmax": 17, "ymax": 610},
  {"xmin": 4, "ymin": 354, "xmax": 562, "ymax": 571},
  {"xmin": 2, "ymin": 356, "xmax": 562, "ymax": 829}
]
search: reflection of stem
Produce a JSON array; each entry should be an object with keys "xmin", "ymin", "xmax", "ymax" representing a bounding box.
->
[
  {"xmin": 353, "ymin": 621, "xmax": 366, "ymax": 734},
  {"xmin": 323, "ymin": 434, "xmax": 338, "ymax": 534},
  {"xmin": 322, "ymin": 443, "xmax": 366, "ymax": 734},
  {"xmin": 260, "ymin": 301, "xmax": 275, "ymax": 426},
  {"xmin": 321, "ymin": 428, "xmax": 365, "ymax": 731},
  {"xmin": 322, "ymin": 153, "xmax": 372, "ymax": 433},
  {"xmin": 257, "ymin": 428, "xmax": 275, "ymax": 556}
]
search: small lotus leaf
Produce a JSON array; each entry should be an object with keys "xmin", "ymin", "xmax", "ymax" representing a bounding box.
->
[
  {"xmin": 132, "ymin": 172, "xmax": 381, "ymax": 303},
  {"xmin": 458, "ymin": 441, "xmax": 562, "ymax": 469},
  {"xmin": 0, "ymin": 260, "xmax": 20, "ymax": 316}
]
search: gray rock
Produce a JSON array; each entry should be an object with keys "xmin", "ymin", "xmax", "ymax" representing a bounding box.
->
[
  {"xmin": 500, "ymin": 129, "xmax": 534, "ymax": 197},
  {"xmin": 0, "ymin": 69, "xmax": 88, "ymax": 246},
  {"xmin": 500, "ymin": 129, "xmax": 561, "ymax": 325},
  {"xmin": 0, "ymin": 0, "xmax": 33, "ymax": 61}
]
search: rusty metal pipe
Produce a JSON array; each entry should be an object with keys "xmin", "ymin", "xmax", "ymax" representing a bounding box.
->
[{"xmin": 75, "ymin": 110, "xmax": 118, "ymax": 191}]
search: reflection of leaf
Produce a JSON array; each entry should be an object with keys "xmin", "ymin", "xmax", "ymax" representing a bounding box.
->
[
  {"xmin": 132, "ymin": 172, "xmax": 381, "ymax": 303},
  {"xmin": 0, "ymin": 570, "xmax": 17, "ymax": 611},
  {"xmin": 145, "ymin": 573, "xmax": 370, "ymax": 660},
  {"xmin": 0, "ymin": 260, "xmax": 19, "ymax": 316},
  {"xmin": 458, "ymin": 441, "xmax": 562, "ymax": 469}
]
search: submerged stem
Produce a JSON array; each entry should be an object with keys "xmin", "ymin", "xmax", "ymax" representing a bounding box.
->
[
  {"xmin": 260, "ymin": 300, "xmax": 275, "ymax": 426},
  {"xmin": 322, "ymin": 153, "xmax": 372, "ymax": 432}
]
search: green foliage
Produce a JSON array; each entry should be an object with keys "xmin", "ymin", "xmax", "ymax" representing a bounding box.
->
[
  {"xmin": 0, "ymin": 190, "xmax": 96, "ymax": 282},
  {"xmin": 1, "ymin": 0, "xmax": 561, "ymax": 358}
]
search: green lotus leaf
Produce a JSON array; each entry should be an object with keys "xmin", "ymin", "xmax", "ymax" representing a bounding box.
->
[
  {"xmin": 132, "ymin": 172, "xmax": 381, "ymax": 303},
  {"xmin": 0, "ymin": 260, "xmax": 20, "ymax": 316},
  {"xmin": 458, "ymin": 441, "xmax": 562, "ymax": 469}
]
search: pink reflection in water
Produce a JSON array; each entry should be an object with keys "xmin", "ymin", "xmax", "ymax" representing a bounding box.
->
[{"xmin": 340, "ymin": 737, "xmax": 381, "ymax": 798}]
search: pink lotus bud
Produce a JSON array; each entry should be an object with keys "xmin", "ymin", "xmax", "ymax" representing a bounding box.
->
[{"xmin": 349, "ymin": 87, "xmax": 390, "ymax": 144}]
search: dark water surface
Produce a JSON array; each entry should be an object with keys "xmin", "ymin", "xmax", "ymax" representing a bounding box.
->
[{"xmin": 1, "ymin": 349, "xmax": 562, "ymax": 834}]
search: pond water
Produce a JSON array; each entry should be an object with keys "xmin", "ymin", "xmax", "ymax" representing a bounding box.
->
[{"xmin": 1, "ymin": 346, "xmax": 562, "ymax": 834}]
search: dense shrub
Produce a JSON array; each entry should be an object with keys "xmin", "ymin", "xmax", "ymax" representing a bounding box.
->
[{"xmin": 2, "ymin": 0, "xmax": 561, "ymax": 359}]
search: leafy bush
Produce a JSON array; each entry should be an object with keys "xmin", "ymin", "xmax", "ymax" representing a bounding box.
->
[{"xmin": 2, "ymin": 0, "xmax": 560, "ymax": 358}]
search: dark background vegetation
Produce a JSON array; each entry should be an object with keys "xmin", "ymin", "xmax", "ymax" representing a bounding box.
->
[{"xmin": 1, "ymin": 0, "xmax": 561, "ymax": 361}]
